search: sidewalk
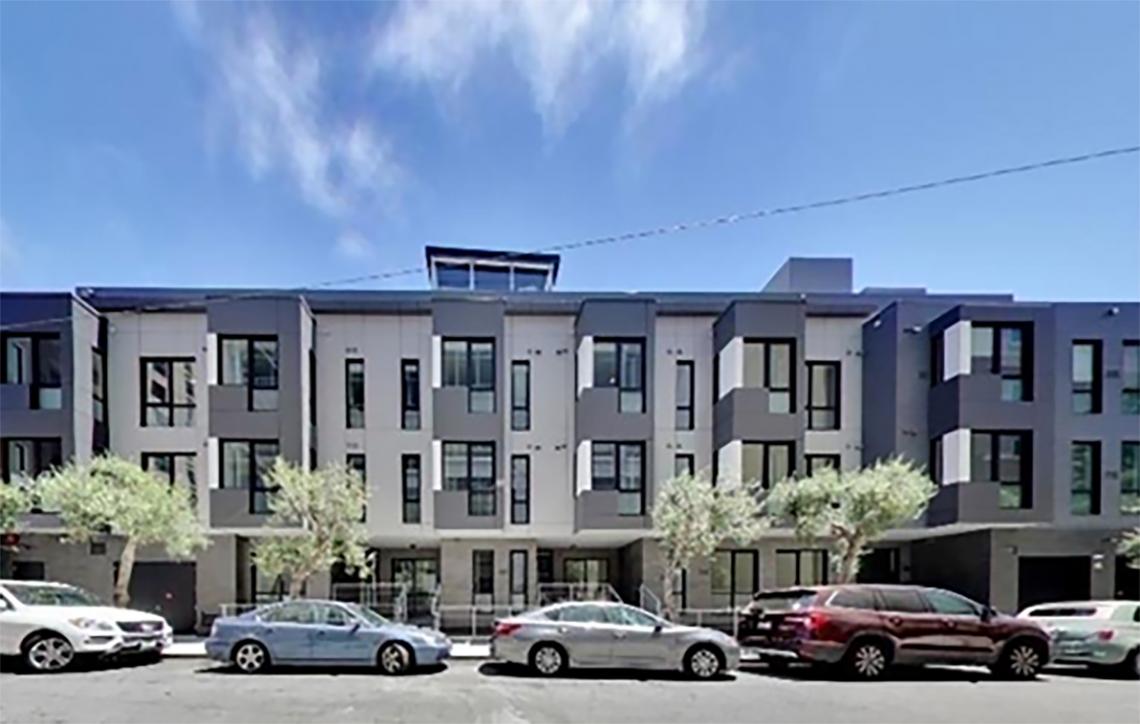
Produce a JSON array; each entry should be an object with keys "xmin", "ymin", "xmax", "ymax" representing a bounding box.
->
[{"xmin": 164, "ymin": 639, "xmax": 491, "ymax": 659}]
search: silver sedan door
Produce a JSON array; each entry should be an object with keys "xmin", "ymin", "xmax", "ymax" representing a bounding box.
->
[
  {"xmin": 553, "ymin": 604, "xmax": 617, "ymax": 666},
  {"xmin": 605, "ymin": 605, "xmax": 671, "ymax": 668}
]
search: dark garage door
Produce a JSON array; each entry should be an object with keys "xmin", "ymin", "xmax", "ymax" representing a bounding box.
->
[
  {"xmin": 1017, "ymin": 556, "xmax": 1090, "ymax": 611},
  {"xmin": 117, "ymin": 562, "xmax": 197, "ymax": 633}
]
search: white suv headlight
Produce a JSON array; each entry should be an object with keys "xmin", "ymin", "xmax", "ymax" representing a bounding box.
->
[{"xmin": 68, "ymin": 617, "xmax": 117, "ymax": 632}]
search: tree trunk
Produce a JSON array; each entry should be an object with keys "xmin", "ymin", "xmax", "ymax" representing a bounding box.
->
[
  {"xmin": 113, "ymin": 538, "xmax": 137, "ymax": 608},
  {"xmin": 837, "ymin": 536, "xmax": 866, "ymax": 584},
  {"xmin": 661, "ymin": 567, "xmax": 676, "ymax": 621},
  {"xmin": 287, "ymin": 574, "xmax": 306, "ymax": 600}
]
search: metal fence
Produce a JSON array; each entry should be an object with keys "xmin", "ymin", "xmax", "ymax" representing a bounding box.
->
[
  {"xmin": 536, "ymin": 583, "xmax": 622, "ymax": 606},
  {"xmin": 432, "ymin": 604, "xmax": 531, "ymax": 638},
  {"xmin": 330, "ymin": 582, "xmax": 409, "ymax": 622},
  {"xmin": 674, "ymin": 607, "xmax": 741, "ymax": 638},
  {"xmin": 638, "ymin": 584, "xmax": 663, "ymax": 617}
]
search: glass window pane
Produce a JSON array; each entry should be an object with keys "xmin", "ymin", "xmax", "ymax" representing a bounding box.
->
[
  {"xmin": 174, "ymin": 361, "xmax": 196, "ymax": 405},
  {"xmin": 252, "ymin": 388, "xmax": 278, "ymax": 411},
  {"xmin": 471, "ymin": 444, "xmax": 494, "ymax": 483},
  {"xmin": 473, "ymin": 265, "xmax": 512, "ymax": 291},
  {"xmin": 619, "ymin": 343, "xmax": 642, "ymax": 389},
  {"xmin": 999, "ymin": 328, "xmax": 1022, "ymax": 374},
  {"xmin": 1124, "ymin": 344, "xmax": 1140, "ymax": 389},
  {"xmin": 999, "ymin": 484, "xmax": 1023, "ymax": 509},
  {"xmin": 35, "ymin": 338, "xmax": 61, "ymax": 385},
  {"xmin": 147, "ymin": 407, "xmax": 172, "ymax": 427},
  {"xmin": 435, "ymin": 262, "xmax": 470, "ymax": 289},
  {"xmin": 768, "ymin": 343, "xmax": 790, "ymax": 389},
  {"xmin": 1001, "ymin": 378, "xmax": 1023, "ymax": 402},
  {"xmin": 743, "ymin": 343, "xmax": 764, "ymax": 388},
  {"xmin": 710, "ymin": 552, "xmax": 732, "ymax": 594},
  {"xmin": 254, "ymin": 443, "xmax": 278, "ymax": 485},
  {"xmin": 971, "ymin": 433, "xmax": 992, "ymax": 481},
  {"xmin": 619, "ymin": 445, "xmax": 642, "ymax": 492},
  {"xmin": 775, "ymin": 552, "xmax": 797, "ymax": 588},
  {"xmin": 36, "ymin": 388, "xmax": 62, "ymax": 410},
  {"xmin": 733, "ymin": 553, "xmax": 756, "ymax": 595},
  {"xmin": 880, "ymin": 588, "xmax": 927, "ymax": 614},
  {"xmin": 512, "ymin": 268, "xmax": 548, "ymax": 291},
  {"xmin": 998, "ymin": 434, "xmax": 1022, "ymax": 482},
  {"xmin": 767, "ymin": 444, "xmax": 790, "ymax": 487},
  {"xmin": 925, "ymin": 590, "xmax": 979, "ymax": 616},
  {"xmin": 741, "ymin": 443, "xmax": 763, "ymax": 485},
  {"xmin": 221, "ymin": 340, "xmax": 248, "ymax": 385},
  {"xmin": 512, "ymin": 363, "xmax": 529, "ymax": 406},
  {"xmin": 592, "ymin": 443, "xmax": 616, "ymax": 489},
  {"xmin": 619, "ymin": 390, "xmax": 643, "ymax": 413},
  {"xmin": 470, "ymin": 342, "xmax": 494, "ymax": 389},
  {"xmin": 252, "ymin": 341, "xmax": 278, "ymax": 388},
  {"xmin": 675, "ymin": 362, "xmax": 692, "ymax": 406},
  {"xmin": 594, "ymin": 342, "xmax": 617, "ymax": 387},
  {"xmin": 674, "ymin": 454, "xmax": 694, "ymax": 478},
  {"xmin": 443, "ymin": 443, "xmax": 468, "ymax": 490},
  {"xmin": 443, "ymin": 341, "xmax": 467, "ymax": 387},
  {"xmin": 222, "ymin": 443, "xmax": 250, "ymax": 489},
  {"xmin": 1072, "ymin": 344, "xmax": 1094, "ymax": 384},
  {"xmin": 971, "ymin": 326, "xmax": 993, "ymax": 374},
  {"xmin": 4, "ymin": 338, "xmax": 30, "ymax": 383},
  {"xmin": 146, "ymin": 361, "xmax": 170, "ymax": 404},
  {"xmin": 768, "ymin": 391, "xmax": 791, "ymax": 414}
]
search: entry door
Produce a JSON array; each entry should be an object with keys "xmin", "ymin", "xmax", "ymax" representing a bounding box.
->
[
  {"xmin": 712, "ymin": 551, "xmax": 758, "ymax": 609},
  {"xmin": 1018, "ymin": 557, "xmax": 1091, "ymax": 611},
  {"xmin": 393, "ymin": 558, "xmax": 439, "ymax": 618},
  {"xmin": 121, "ymin": 561, "xmax": 197, "ymax": 633}
]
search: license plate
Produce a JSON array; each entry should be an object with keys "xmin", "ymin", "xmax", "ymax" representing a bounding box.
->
[{"xmin": 750, "ymin": 622, "xmax": 772, "ymax": 631}]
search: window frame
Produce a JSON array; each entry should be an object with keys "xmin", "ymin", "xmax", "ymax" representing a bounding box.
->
[
  {"xmin": 806, "ymin": 361, "xmax": 840, "ymax": 430},
  {"xmin": 1123, "ymin": 341, "xmax": 1140, "ymax": 414},
  {"xmin": 344, "ymin": 358, "xmax": 365, "ymax": 429},
  {"xmin": 710, "ymin": 549, "xmax": 759, "ymax": 607},
  {"xmin": 471, "ymin": 550, "xmax": 494, "ymax": 604},
  {"xmin": 674, "ymin": 453, "xmax": 695, "ymax": 478},
  {"xmin": 1, "ymin": 333, "xmax": 62, "ymax": 410},
  {"xmin": 401, "ymin": 359, "xmax": 421, "ymax": 430},
  {"xmin": 1070, "ymin": 441, "xmax": 1101, "ymax": 516},
  {"xmin": 970, "ymin": 430, "xmax": 1032, "ymax": 509},
  {"xmin": 441, "ymin": 441, "xmax": 497, "ymax": 516},
  {"xmin": 141, "ymin": 452, "xmax": 197, "ymax": 500},
  {"xmin": 400, "ymin": 454, "xmax": 421, "ymax": 524},
  {"xmin": 1122, "ymin": 441, "xmax": 1140, "ymax": 514},
  {"xmin": 675, "ymin": 359, "xmax": 694, "ymax": 430},
  {"xmin": 805, "ymin": 454, "xmax": 841, "ymax": 476},
  {"xmin": 510, "ymin": 454, "xmax": 530, "ymax": 524},
  {"xmin": 775, "ymin": 549, "xmax": 830, "ymax": 587},
  {"xmin": 971, "ymin": 323, "xmax": 1032, "ymax": 401},
  {"xmin": 346, "ymin": 453, "xmax": 367, "ymax": 521},
  {"xmin": 219, "ymin": 439, "xmax": 280, "ymax": 514},
  {"xmin": 92, "ymin": 347, "xmax": 106, "ymax": 423},
  {"xmin": 743, "ymin": 338, "xmax": 796, "ymax": 413},
  {"xmin": 593, "ymin": 338, "xmax": 646, "ymax": 414},
  {"xmin": 218, "ymin": 335, "xmax": 280, "ymax": 411},
  {"xmin": 1, "ymin": 437, "xmax": 63, "ymax": 483},
  {"xmin": 1071, "ymin": 340, "xmax": 1103, "ymax": 414},
  {"xmin": 590, "ymin": 441, "xmax": 645, "ymax": 516},
  {"xmin": 509, "ymin": 550, "xmax": 528, "ymax": 607},
  {"xmin": 511, "ymin": 360, "xmax": 530, "ymax": 431},
  {"xmin": 441, "ymin": 338, "xmax": 496, "ymax": 414},
  {"xmin": 140, "ymin": 357, "xmax": 197, "ymax": 428},
  {"xmin": 741, "ymin": 440, "xmax": 796, "ymax": 490}
]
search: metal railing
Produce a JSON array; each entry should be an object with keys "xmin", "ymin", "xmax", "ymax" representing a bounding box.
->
[
  {"xmin": 217, "ymin": 602, "xmax": 262, "ymax": 619},
  {"xmin": 331, "ymin": 582, "xmax": 409, "ymax": 622},
  {"xmin": 536, "ymin": 583, "xmax": 622, "ymax": 606},
  {"xmin": 674, "ymin": 607, "xmax": 741, "ymax": 638},
  {"xmin": 638, "ymin": 584, "xmax": 663, "ymax": 617},
  {"xmin": 432, "ymin": 603, "xmax": 531, "ymax": 638}
]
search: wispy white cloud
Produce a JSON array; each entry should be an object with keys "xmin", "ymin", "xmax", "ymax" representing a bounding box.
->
[
  {"xmin": 373, "ymin": 0, "xmax": 706, "ymax": 132},
  {"xmin": 335, "ymin": 230, "xmax": 374, "ymax": 259}
]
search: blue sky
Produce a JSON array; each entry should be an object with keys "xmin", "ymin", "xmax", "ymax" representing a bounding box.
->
[{"xmin": 1, "ymin": 1, "xmax": 1137, "ymax": 300}]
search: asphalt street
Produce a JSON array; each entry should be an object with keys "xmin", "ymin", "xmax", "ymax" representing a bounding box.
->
[{"xmin": 0, "ymin": 657, "xmax": 1137, "ymax": 724}]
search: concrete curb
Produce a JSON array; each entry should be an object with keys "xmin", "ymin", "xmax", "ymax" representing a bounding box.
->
[{"xmin": 164, "ymin": 642, "xmax": 492, "ymax": 660}]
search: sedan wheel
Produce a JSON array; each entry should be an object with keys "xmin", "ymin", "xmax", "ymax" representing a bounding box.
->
[
  {"xmin": 846, "ymin": 641, "xmax": 889, "ymax": 679},
  {"xmin": 685, "ymin": 646, "xmax": 723, "ymax": 679},
  {"xmin": 233, "ymin": 642, "xmax": 269, "ymax": 674},
  {"xmin": 25, "ymin": 635, "xmax": 75, "ymax": 673},
  {"xmin": 379, "ymin": 643, "xmax": 412, "ymax": 676},
  {"xmin": 530, "ymin": 644, "xmax": 565, "ymax": 676},
  {"xmin": 1001, "ymin": 642, "xmax": 1042, "ymax": 680}
]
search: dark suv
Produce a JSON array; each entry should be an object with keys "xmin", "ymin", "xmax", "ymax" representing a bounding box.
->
[{"xmin": 738, "ymin": 584, "xmax": 1051, "ymax": 679}]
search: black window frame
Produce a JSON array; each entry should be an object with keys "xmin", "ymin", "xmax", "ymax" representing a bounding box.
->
[
  {"xmin": 511, "ymin": 360, "xmax": 531, "ymax": 431},
  {"xmin": 775, "ymin": 549, "xmax": 830, "ymax": 586},
  {"xmin": 401, "ymin": 454, "xmax": 421, "ymax": 523},
  {"xmin": 92, "ymin": 347, "xmax": 105, "ymax": 423},
  {"xmin": 401, "ymin": 359, "xmax": 421, "ymax": 430},
  {"xmin": 218, "ymin": 335, "xmax": 280, "ymax": 411},
  {"xmin": 441, "ymin": 338, "xmax": 496, "ymax": 414},
  {"xmin": 442, "ymin": 441, "xmax": 496, "ymax": 516},
  {"xmin": 1123, "ymin": 341, "xmax": 1140, "ymax": 415},
  {"xmin": 1071, "ymin": 340, "xmax": 1103, "ymax": 414},
  {"xmin": 590, "ymin": 441, "xmax": 645, "ymax": 516},
  {"xmin": 710, "ymin": 549, "xmax": 759, "ymax": 607},
  {"xmin": 1, "ymin": 437, "xmax": 62, "ymax": 483},
  {"xmin": 345, "ymin": 358, "xmax": 365, "ymax": 429},
  {"xmin": 140, "ymin": 357, "xmax": 197, "ymax": 428},
  {"xmin": 593, "ymin": 338, "xmax": 646, "ymax": 414},
  {"xmin": 509, "ymin": 550, "xmax": 528, "ymax": 607},
  {"xmin": 141, "ymin": 451, "xmax": 197, "ymax": 500},
  {"xmin": 743, "ymin": 338, "xmax": 796, "ymax": 414},
  {"xmin": 674, "ymin": 452, "xmax": 695, "ymax": 478},
  {"xmin": 805, "ymin": 453, "xmax": 841, "ymax": 476},
  {"xmin": 510, "ymin": 454, "xmax": 530, "ymax": 524},
  {"xmin": 929, "ymin": 437, "xmax": 942, "ymax": 485},
  {"xmin": 472, "ymin": 550, "xmax": 494, "ymax": 602},
  {"xmin": 1, "ymin": 333, "xmax": 62, "ymax": 410},
  {"xmin": 971, "ymin": 323, "xmax": 1032, "ymax": 402},
  {"xmin": 346, "ymin": 453, "xmax": 367, "ymax": 521},
  {"xmin": 742, "ymin": 440, "xmax": 795, "ymax": 490},
  {"xmin": 930, "ymin": 331, "xmax": 944, "ymax": 387},
  {"xmin": 675, "ymin": 359, "xmax": 694, "ymax": 430},
  {"xmin": 1070, "ymin": 441, "xmax": 1101, "ymax": 516},
  {"xmin": 308, "ymin": 347, "xmax": 317, "ymax": 427},
  {"xmin": 970, "ymin": 430, "xmax": 1033, "ymax": 509},
  {"xmin": 806, "ymin": 361, "xmax": 840, "ymax": 431},
  {"xmin": 1122, "ymin": 441, "xmax": 1140, "ymax": 514},
  {"xmin": 219, "ymin": 439, "xmax": 280, "ymax": 514}
]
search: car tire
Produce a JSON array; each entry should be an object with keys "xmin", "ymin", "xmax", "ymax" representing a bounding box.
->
[
  {"xmin": 377, "ymin": 642, "xmax": 414, "ymax": 676},
  {"xmin": 231, "ymin": 640, "xmax": 270, "ymax": 674},
  {"xmin": 1119, "ymin": 648, "xmax": 1140, "ymax": 680},
  {"xmin": 529, "ymin": 642, "xmax": 567, "ymax": 677},
  {"xmin": 684, "ymin": 644, "xmax": 725, "ymax": 680},
  {"xmin": 842, "ymin": 639, "xmax": 891, "ymax": 680},
  {"xmin": 995, "ymin": 639, "xmax": 1046, "ymax": 680},
  {"xmin": 22, "ymin": 632, "xmax": 76, "ymax": 674}
]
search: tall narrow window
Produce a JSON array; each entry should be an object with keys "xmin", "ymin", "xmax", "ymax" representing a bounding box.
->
[
  {"xmin": 806, "ymin": 361, "xmax": 840, "ymax": 430},
  {"xmin": 142, "ymin": 452, "xmax": 197, "ymax": 501},
  {"xmin": 971, "ymin": 323, "xmax": 1031, "ymax": 401},
  {"xmin": 1070, "ymin": 442, "xmax": 1100, "ymax": 516},
  {"xmin": 401, "ymin": 454, "xmax": 421, "ymax": 524},
  {"xmin": 1, "ymin": 438, "xmax": 62, "ymax": 482},
  {"xmin": 743, "ymin": 339, "xmax": 795, "ymax": 413},
  {"xmin": 345, "ymin": 359, "xmax": 365, "ymax": 428},
  {"xmin": 511, "ymin": 361, "xmax": 530, "ymax": 431},
  {"xmin": 591, "ymin": 442, "xmax": 644, "ymax": 515},
  {"xmin": 1123, "ymin": 342, "xmax": 1140, "ymax": 414},
  {"xmin": 401, "ymin": 359, "xmax": 421, "ymax": 430},
  {"xmin": 472, "ymin": 550, "xmax": 494, "ymax": 605},
  {"xmin": 219, "ymin": 337, "xmax": 279, "ymax": 411},
  {"xmin": 1122, "ymin": 442, "xmax": 1139, "ymax": 514},
  {"xmin": 1071, "ymin": 341, "xmax": 1102, "ymax": 414},
  {"xmin": 220, "ymin": 440, "xmax": 280, "ymax": 514},
  {"xmin": 930, "ymin": 332, "xmax": 944, "ymax": 386},
  {"xmin": 776, "ymin": 549, "xmax": 829, "ymax": 587},
  {"xmin": 929, "ymin": 438, "xmax": 943, "ymax": 485},
  {"xmin": 674, "ymin": 453, "xmax": 695, "ymax": 477},
  {"xmin": 509, "ymin": 550, "xmax": 528, "ymax": 608},
  {"xmin": 308, "ymin": 348, "xmax": 317, "ymax": 426},
  {"xmin": 92, "ymin": 348, "xmax": 105, "ymax": 423},
  {"xmin": 805, "ymin": 454, "xmax": 840, "ymax": 476},
  {"xmin": 742, "ymin": 441, "xmax": 794, "ymax": 489},
  {"xmin": 3, "ymin": 335, "xmax": 62, "ymax": 410},
  {"xmin": 442, "ymin": 442, "xmax": 496, "ymax": 516},
  {"xmin": 442, "ymin": 339, "xmax": 495, "ymax": 413},
  {"xmin": 346, "ymin": 454, "xmax": 366, "ymax": 521},
  {"xmin": 675, "ymin": 360, "xmax": 694, "ymax": 430},
  {"xmin": 511, "ymin": 455, "xmax": 530, "ymax": 524},
  {"xmin": 594, "ymin": 339, "xmax": 645, "ymax": 413},
  {"xmin": 971, "ymin": 431, "xmax": 1032, "ymax": 509},
  {"xmin": 141, "ymin": 358, "xmax": 196, "ymax": 427}
]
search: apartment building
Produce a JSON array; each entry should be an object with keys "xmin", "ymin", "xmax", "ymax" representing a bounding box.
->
[{"xmin": 1, "ymin": 248, "xmax": 1137, "ymax": 631}]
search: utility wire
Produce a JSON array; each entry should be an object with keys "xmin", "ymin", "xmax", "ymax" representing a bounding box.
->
[{"xmin": 2, "ymin": 144, "xmax": 1136, "ymax": 333}]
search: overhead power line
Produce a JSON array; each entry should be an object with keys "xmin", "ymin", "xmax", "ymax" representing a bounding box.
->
[{"xmin": 1, "ymin": 144, "xmax": 1136, "ymax": 333}]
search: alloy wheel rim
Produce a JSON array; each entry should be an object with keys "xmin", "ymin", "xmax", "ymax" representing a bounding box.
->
[
  {"xmin": 382, "ymin": 645, "xmax": 408, "ymax": 673},
  {"xmin": 236, "ymin": 644, "xmax": 264, "ymax": 672},
  {"xmin": 29, "ymin": 638, "xmax": 73, "ymax": 671},
  {"xmin": 854, "ymin": 645, "xmax": 885, "ymax": 677},
  {"xmin": 691, "ymin": 650, "xmax": 719, "ymax": 678},
  {"xmin": 535, "ymin": 647, "xmax": 561, "ymax": 674},
  {"xmin": 1010, "ymin": 646, "xmax": 1039, "ymax": 677}
]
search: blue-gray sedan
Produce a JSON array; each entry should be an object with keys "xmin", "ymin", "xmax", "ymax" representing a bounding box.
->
[{"xmin": 205, "ymin": 599, "xmax": 451, "ymax": 675}]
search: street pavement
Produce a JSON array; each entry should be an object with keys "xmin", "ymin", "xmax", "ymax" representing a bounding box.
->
[{"xmin": 1, "ymin": 657, "xmax": 1136, "ymax": 724}]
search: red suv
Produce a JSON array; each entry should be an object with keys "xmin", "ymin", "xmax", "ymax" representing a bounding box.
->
[{"xmin": 738, "ymin": 585, "xmax": 1051, "ymax": 679}]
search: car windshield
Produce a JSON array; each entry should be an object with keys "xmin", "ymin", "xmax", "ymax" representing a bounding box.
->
[
  {"xmin": 4, "ymin": 583, "xmax": 102, "ymax": 607},
  {"xmin": 346, "ymin": 604, "xmax": 389, "ymax": 627}
]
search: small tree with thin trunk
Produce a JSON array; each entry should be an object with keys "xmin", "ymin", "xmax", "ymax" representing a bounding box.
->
[
  {"xmin": 36, "ymin": 455, "xmax": 206, "ymax": 607},
  {"xmin": 0, "ymin": 481, "xmax": 33, "ymax": 537},
  {"xmin": 253, "ymin": 459, "xmax": 369, "ymax": 598},
  {"xmin": 764, "ymin": 457, "xmax": 935, "ymax": 583},
  {"xmin": 1119, "ymin": 529, "xmax": 1140, "ymax": 570},
  {"xmin": 652, "ymin": 470, "xmax": 766, "ymax": 619}
]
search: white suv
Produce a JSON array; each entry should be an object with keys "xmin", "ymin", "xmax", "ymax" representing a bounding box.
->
[{"xmin": 0, "ymin": 580, "xmax": 173, "ymax": 672}]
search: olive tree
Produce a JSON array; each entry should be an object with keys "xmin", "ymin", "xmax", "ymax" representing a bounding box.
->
[
  {"xmin": 652, "ymin": 471, "xmax": 766, "ymax": 619},
  {"xmin": 37, "ymin": 455, "xmax": 207, "ymax": 607},
  {"xmin": 764, "ymin": 457, "xmax": 935, "ymax": 583},
  {"xmin": 0, "ymin": 481, "xmax": 33, "ymax": 536},
  {"xmin": 1119, "ymin": 529, "xmax": 1140, "ymax": 570},
  {"xmin": 253, "ymin": 459, "xmax": 369, "ymax": 598}
]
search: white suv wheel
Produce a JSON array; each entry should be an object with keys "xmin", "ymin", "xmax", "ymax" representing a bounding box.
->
[{"xmin": 26, "ymin": 635, "xmax": 75, "ymax": 673}]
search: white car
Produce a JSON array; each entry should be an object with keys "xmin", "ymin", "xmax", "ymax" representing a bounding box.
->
[{"xmin": 0, "ymin": 580, "xmax": 173, "ymax": 672}]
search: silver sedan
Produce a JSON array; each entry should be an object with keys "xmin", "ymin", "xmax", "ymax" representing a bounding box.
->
[{"xmin": 490, "ymin": 601, "xmax": 740, "ymax": 679}]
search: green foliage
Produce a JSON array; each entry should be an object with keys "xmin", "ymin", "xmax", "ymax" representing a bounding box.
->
[
  {"xmin": 254, "ymin": 459, "xmax": 369, "ymax": 597},
  {"xmin": 1119, "ymin": 528, "xmax": 1140, "ymax": 570},
  {"xmin": 652, "ymin": 471, "xmax": 765, "ymax": 617},
  {"xmin": 0, "ymin": 481, "xmax": 33, "ymax": 534},
  {"xmin": 764, "ymin": 457, "xmax": 935, "ymax": 582}
]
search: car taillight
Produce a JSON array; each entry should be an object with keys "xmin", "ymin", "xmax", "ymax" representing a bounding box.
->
[
  {"xmin": 806, "ymin": 612, "xmax": 829, "ymax": 635},
  {"xmin": 1095, "ymin": 629, "xmax": 1114, "ymax": 641},
  {"xmin": 494, "ymin": 622, "xmax": 522, "ymax": 637}
]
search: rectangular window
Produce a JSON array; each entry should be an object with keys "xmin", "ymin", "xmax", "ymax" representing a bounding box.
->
[
  {"xmin": 805, "ymin": 454, "xmax": 840, "ymax": 476},
  {"xmin": 141, "ymin": 358, "xmax": 196, "ymax": 427},
  {"xmin": 401, "ymin": 359, "xmax": 421, "ymax": 430},
  {"xmin": 142, "ymin": 452, "xmax": 197, "ymax": 501},
  {"xmin": 742, "ymin": 441, "xmax": 794, "ymax": 489},
  {"xmin": 346, "ymin": 453, "xmax": 366, "ymax": 521},
  {"xmin": 92, "ymin": 348, "xmax": 105, "ymax": 423},
  {"xmin": 442, "ymin": 339, "xmax": 495, "ymax": 413},
  {"xmin": 219, "ymin": 337, "xmax": 279, "ymax": 411},
  {"xmin": 929, "ymin": 437, "xmax": 942, "ymax": 485},
  {"xmin": 743, "ymin": 339, "xmax": 795, "ymax": 413},
  {"xmin": 220, "ymin": 440, "xmax": 279, "ymax": 514},
  {"xmin": 775, "ymin": 549, "xmax": 829, "ymax": 587},
  {"xmin": 594, "ymin": 339, "xmax": 645, "ymax": 413},
  {"xmin": 1124, "ymin": 342, "xmax": 1140, "ymax": 414},
  {"xmin": 2, "ymin": 334, "xmax": 62, "ymax": 409},
  {"xmin": 442, "ymin": 442, "xmax": 496, "ymax": 516},
  {"xmin": 345, "ymin": 359, "xmax": 365, "ymax": 428},
  {"xmin": 472, "ymin": 550, "xmax": 494, "ymax": 604},
  {"xmin": 1122, "ymin": 442, "xmax": 1140, "ymax": 514},
  {"xmin": 1071, "ymin": 341, "xmax": 1102, "ymax": 414},
  {"xmin": 971, "ymin": 323, "xmax": 1031, "ymax": 401},
  {"xmin": 675, "ymin": 360, "xmax": 694, "ymax": 430},
  {"xmin": 1, "ymin": 438, "xmax": 62, "ymax": 482},
  {"xmin": 511, "ymin": 361, "xmax": 530, "ymax": 431},
  {"xmin": 401, "ymin": 454, "xmax": 421, "ymax": 524},
  {"xmin": 509, "ymin": 550, "xmax": 528, "ymax": 608},
  {"xmin": 674, "ymin": 453, "xmax": 695, "ymax": 478},
  {"xmin": 806, "ymin": 361, "xmax": 840, "ymax": 430},
  {"xmin": 591, "ymin": 441, "xmax": 645, "ymax": 515},
  {"xmin": 710, "ymin": 550, "xmax": 758, "ymax": 607},
  {"xmin": 308, "ymin": 348, "xmax": 317, "ymax": 426},
  {"xmin": 970, "ymin": 431, "xmax": 1032, "ymax": 509},
  {"xmin": 1070, "ymin": 442, "xmax": 1100, "ymax": 516},
  {"xmin": 510, "ymin": 455, "xmax": 530, "ymax": 524},
  {"xmin": 930, "ymin": 331, "xmax": 944, "ymax": 386}
]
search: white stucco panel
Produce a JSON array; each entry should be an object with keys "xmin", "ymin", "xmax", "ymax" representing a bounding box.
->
[
  {"xmin": 944, "ymin": 321, "xmax": 971, "ymax": 380},
  {"xmin": 576, "ymin": 336, "xmax": 593, "ymax": 397},
  {"xmin": 576, "ymin": 440, "xmax": 591, "ymax": 494},
  {"xmin": 943, "ymin": 428, "xmax": 971, "ymax": 484}
]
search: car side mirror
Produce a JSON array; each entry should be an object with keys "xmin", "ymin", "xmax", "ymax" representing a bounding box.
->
[
  {"xmin": 980, "ymin": 606, "xmax": 995, "ymax": 622},
  {"xmin": 349, "ymin": 621, "xmax": 361, "ymax": 633},
  {"xmin": 653, "ymin": 623, "xmax": 663, "ymax": 634}
]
